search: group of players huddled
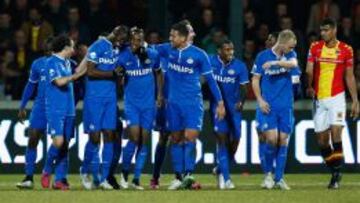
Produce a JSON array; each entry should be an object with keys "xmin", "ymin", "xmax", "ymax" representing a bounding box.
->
[{"xmin": 15, "ymin": 17, "xmax": 358, "ymax": 191}]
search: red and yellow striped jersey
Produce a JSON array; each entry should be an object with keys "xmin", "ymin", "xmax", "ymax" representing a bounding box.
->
[{"xmin": 307, "ymin": 40, "xmax": 353, "ymax": 99}]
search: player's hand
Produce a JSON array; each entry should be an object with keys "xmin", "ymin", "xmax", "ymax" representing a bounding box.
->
[
  {"xmin": 350, "ymin": 100, "xmax": 359, "ymax": 120},
  {"xmin": 306, "ymin": 87, "xmax": 315, "ymax": 98},
  {"xmin": 113, "ymin": 66, "xmax": 124, "ymax": 77},
  {"xmin": 18, "ymin": 109, "xmax": 27, "ymax": 124},
  {"xmin": 259, "ymin": 99, "xmax": 270, "ymax": 114},
  {"xmin": 215, "ymin": 101, "xmax": 226, "ymax": 120},
  {"xmin": 235, "ymin": 101, "xmax": 243, "ymax": 112},
  {"xmin": 262, "ymin": 61, "xmax": 277, "ymax": 69}
]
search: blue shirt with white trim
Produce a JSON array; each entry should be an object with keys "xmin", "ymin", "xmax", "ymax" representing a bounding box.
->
[
  {"xmin": 251, "ymin": 48, "xmax": 297, "ymax": 109},
  {"xmin": 45, "ymin": 54, "xmax": 75, "ymax": 116},
  {"xmin": 28, "ymin": 56, "xmax": 48, "ymax": 105},
  {"xmin": 85, "ymin": 37, "xmax": 118, "ymax": 99}
]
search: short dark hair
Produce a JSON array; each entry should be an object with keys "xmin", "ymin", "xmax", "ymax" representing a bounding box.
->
[
  {"xmin": 130, "ymin": 26, "xmax": 144, "ymax": 37},
  {"xmin": 217, "ymin": 39, "xmax": 233, "ymax": 49},
  {"xmin": 171, "ymin": 22, "xmax": 189, "ymax": 37},
  {"xmin": 320, "ymin": 18, "xmax": 337, "ymax": 28},
  {"xmin": 51, "ymin": 34, "xmax": 72, "ymax": 52},
  {"xmin": 112, "ymin": 25, "xmax": 129, "ymax": 37}
]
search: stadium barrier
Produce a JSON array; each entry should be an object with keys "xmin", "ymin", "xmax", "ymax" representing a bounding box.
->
[{"xmin": 0, "ymin": 101, "xmax": 359, "ymax": 173}]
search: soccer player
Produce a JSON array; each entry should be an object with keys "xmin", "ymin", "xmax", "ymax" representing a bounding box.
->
[
  {"xmin": 306, "ymin": 18, "xmax": 359, "ymax": 189},
  {"xmin": 154, "ymin": 22, "xmax": 225, "ymax": 190},
  {"xmin": 16, "ymin": 37, "xmax": 53, "ymax": 189},
  {"xmin": 257, "ymin": 32, "xmax": 302, "ymax": 188},
  {"xmin": 80, "ymin": 25, "xmax": 128, "ymax": 190},
  {"xmin": 210, "ymin": 39, "xmax": 249, "ymax": 189},
  {"xmin": 150, "ymin": 20, "xmax": 196, "ymax": 189},
  {"xmin": 117, "ymin": 27, "xmax": 161, "ymax": 190},
  {"xmin": 41, "ymin": 34, "xmax": 86, "ymax": 190},
  {"xmin": 252, "ymin": 29, "xmax": 298, "ymax": 190}
]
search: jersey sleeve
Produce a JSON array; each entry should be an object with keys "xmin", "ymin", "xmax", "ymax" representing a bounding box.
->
[
  {"xmin": 344, "ymin": 45, "xmax": 354, "ymax": 69},
  {"xmin": 251, "ymin": 54, "xmax": 264, "ymax": 76},
  {"xmin": 28, "ymin": 61, "xmax": 40, "ymax": 83},
  {"xmin": 150, "ymin": 49, "xmax": 161, "ymax": 70},
  {"xmin": 307, "ymin": 43, "xmax": 317, "ymax": 63},
  {"xmin": 198, "ymin": 51, "xmax": 213, "ymax": 75},
  {"xmin": 287, "ymin": 50, "xmax": 298, "ymax": 61},
  {"xmin": 48, "ymin": 61, "xmax": 62, "ymax": 82},
  {"xmin": 86, "ymin": 41, "xmax": 103, "ymax": 64},
  {"xmin": 153, "ymin": 43, "xmax": 170, "ymax": 58},
  {"xmin": 238, "ymin": 62, "xmax": 249, "ymax": 84}
]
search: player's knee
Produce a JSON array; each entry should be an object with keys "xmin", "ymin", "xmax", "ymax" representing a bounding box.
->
[
  {"xmin": 170, "ymin": 134, "xmax": 183, "ymax": 144},
  {"xmin": 103, "ymin": 130, "xmax": 115, "ymax": 142},
  {"xmin": 89, "ymin": 132, "xmax": 101, "ymax": 145},
  {"xmin": 52, "ymin": 137, "xmax": 64, "ymax": 148}
]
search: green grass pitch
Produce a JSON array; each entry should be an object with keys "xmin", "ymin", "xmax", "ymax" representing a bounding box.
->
[{"xmin": 0, "ymin": 174, "xmax": 359, "ymax": 203}]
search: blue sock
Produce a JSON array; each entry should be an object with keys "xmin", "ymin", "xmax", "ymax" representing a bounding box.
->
[
  {"xmin": 171, "ymin": 143, "xmax": 184, "ymax": 177},
  {"xmin": 109, "ymin": 140, "xmax": 122, "ymax": 176},
  {"xmin": 134, "ymin": 145, "xmax": 148, "ymax": 180},
  {"xmin": 153, "ymin": 143, "xmax": 167, "ymax": 180},
  {"xmin": 54, "ymin": 150, "xmax": 69, "ymax": 182},
  {"xmin": 265, "ymin": 143, "xmax": 276, "ymax": 174},
  {"xmin": 259, "ymin": 141, "xmax": 268, "ymax": 174},
  {"xmin": 25, "ymin": 148, "xmax": 37, "ymax": 176},
  {"xmin": 100, "ymin": 142, "xmax": 114, "ymax": 182},
  {"xmin": 275, "ymin": 145, "xmax": 288, "ymax": 182},
  {"xmin": 43, "ymin": 145, "xmax": 60, "ymax": 174},
  {"xmin": 184, "ymin": 141, "xmax": 196, "ymax": 175},
  {"xmin": 91, "ymin": 148, "xmax": 100, "ymax": 184},
  {"xmin": 122, "ymin": 141, "xmax": 137, "ymax": 172},
  {"xmin": 217, "ymin": 144, "xmax": 230, "ymax": 181},
  {"xmin": 81, "ymin": 141, "xmax": 97, "ymax": 174}
]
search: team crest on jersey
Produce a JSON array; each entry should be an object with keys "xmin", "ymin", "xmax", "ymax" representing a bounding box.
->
[
  {"xmin": 186, "ymin": 58, "xmax": 194, "ymax": 64},
  {"xmin": 228, "ymin": 69, "xmax": 235, "ymax": 75},
  {"xmin": 89, "ymin": 52, "xmax": 97, "ymax": 59},
  {"xmin": 89, "ymin": 124, "xmax": 95, "ymax": 130},
  {"xmin": 126, "ymin": 62, "xmax": 132, "ymax": 66},
  {"xmin": 51, "ymin": 129, "xmax": 56, "ymax": 135},
  {"xmin": 145, "ymin": 59, "xmax": 151, "ymax": 64},
  {"xmin": 49, "ymin": 69, "xmax": 55, "ymax": 76}
]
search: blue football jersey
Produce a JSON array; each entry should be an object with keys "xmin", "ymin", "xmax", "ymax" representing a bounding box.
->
[
  {"xmin": 45, "ymin": 54, "xmax": 75, "ymax": 116},
  {"xmin": 85, "ymin": 37, "xmax": 118, "ymax": 99},
  {"xmin": 210, "ymin": 55, "xmax": 249, "ymax": 106},
  {"xmin": 28, "ymin": 56, "xmax": 48, "ymax": 105},
  {"xmin": 251, "ymin": 49, "xmax": 298, "ymax": 109},
  {"xmin": 117, "ymin": 47, "xmax": 160, "ymax": 108},
  {"xmin": 155, "ymin": 43, "xmax": 213, "ymax": 106}
]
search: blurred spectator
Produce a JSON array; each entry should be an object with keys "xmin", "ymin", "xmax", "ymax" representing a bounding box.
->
[
  {"xmin": 60, "ymin": 5, "xmax": 91, "ymax": 45},
  {"xmin": 338, "ymin": 17, "xmax": 356, "ymax": 45},
  {"xmin": 353, "ymin": 3, "xmax": 360, "ymax": 48},
  {"xmin": 194, "ymin": 8, "xmax": 218, "ymax": 44},
  {"xmin": 146, "ymin": 30, "xmax": 162, "ymax": 44},
  {"xmin": 20, "ymin": 6, "xmax": 53, "ymax": 56},
  {"xmin": 307, "ymin": 0, "xmax": 340, "ymax": 34},
  {"xmin": 244, "ymin": 9, "xmax": 257, "ymax": 40},
  {"xmin": 255, "ymin": 23, "xmax": 269, "ymax": 50},
  {"xmin": 0, "ymin": 11, "xmax": 13, "ymax": 51},
  {"xmin": 242, "ymin": 38, "xmax": 256, "ymax": 72},
  {"xmin": 201, "ymin": 28, "xmax": 227, "ymax": 55},
  {"xmin": 274, "ymin": 2, "xmax": 288, "ymax": 29},
  {"xmin": 306, "ymin": 31, "xmax": 319, "ymax": 50},
  {"xmin": 9, "ymin": 0, "xmax": 28, "ymax": 29},
  {"xmin": 42, "ymin": 0, "xmax": 67, "ymax": 33},
  {"xmin": 83, "ymin": 0, "xmax": 113, "ymax": 41},
  {"xmin": 1, "ymin": 30, "xmax": 31, "ymax": 100}
]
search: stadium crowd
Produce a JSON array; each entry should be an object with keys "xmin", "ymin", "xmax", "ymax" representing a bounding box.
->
[{"xmin": 0, "ymin": 0, "xmax": 359, "ymax": 100}]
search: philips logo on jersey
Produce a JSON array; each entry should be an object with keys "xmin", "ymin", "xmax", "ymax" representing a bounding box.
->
[
  {"xmin": 214, "ymin": 74, "xmax": 236, "ymax": 83},
  {"xmin": 168, "ymin": 62, "xmax": 194, "ymax": 74},
  {"xmin": 126, "ymin": 68, "xmax": 152, "ymax": 76},
  {"xmin": 264, "ymin": 67, "xmax": 288, "ymax": 75},
  {"xmin": 99, "ymin": 57, "xmax": 116, "ymax": 64}
]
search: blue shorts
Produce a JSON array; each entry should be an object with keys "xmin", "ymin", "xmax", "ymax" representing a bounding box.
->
[
  {"xmin": 83, "ymin": 97, "xmax": 117, "ymax": 133},
  {"xmin": 166, "ymin": 102, "xmax": 203, "ymax": 132},
  {"xmin": 124, "ymin": 103, "xmax": 156, "ymax": 132},
  {"xmin": 212, "ymin": 109, "xmax": 242, "ymax": 141},
  {"xmin": 155, "ymin": 105, "xmax": 167, "ymax": 132},
  {"xmin": 258, "ymin": 107, "xmax": 294, "ymax": 135},
  {"xmin": 47, "ymin": 114, "xmax": 75, "ymax": 140},
  {"xmin": 29, "ymin": 102, "xmax": 47, "ymax": 131}
]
